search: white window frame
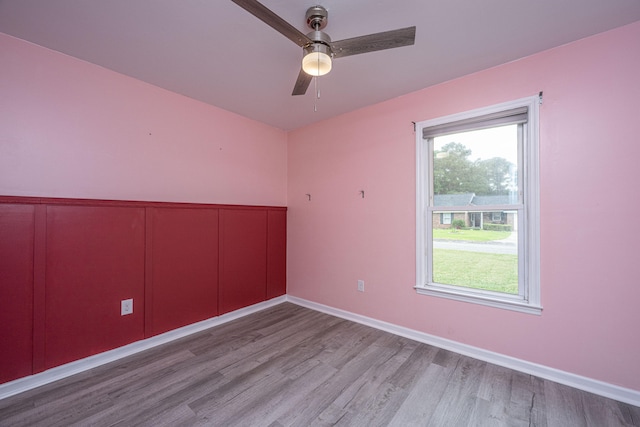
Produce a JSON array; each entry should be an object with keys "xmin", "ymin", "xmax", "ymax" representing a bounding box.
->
[{"xmin": 415, "ymin": 96, "xmax": 541, "ymax": 314}]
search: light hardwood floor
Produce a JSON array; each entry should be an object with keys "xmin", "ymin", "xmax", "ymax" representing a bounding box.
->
[{"xmin": 0, "ymin": 303, "xmax": 638, "ymax": 426}]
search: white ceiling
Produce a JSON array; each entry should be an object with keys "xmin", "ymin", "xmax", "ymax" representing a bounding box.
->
[{"xmin": 1, "ymin": 1, "xmax": 640, "ymax": 131}]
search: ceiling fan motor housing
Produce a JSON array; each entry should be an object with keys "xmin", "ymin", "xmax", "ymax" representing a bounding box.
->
[
  {"xmin": 303, "ymin": 30, "xmax": 333, "ymax": 58},
  {"xmin": 305, "ymin": 6, "xmax": 332, "ymax": 57},
  {"xmin": 305, "ymin": 6, "xmax": 328, "ymax": 30},
  {"xmin": 306, "ymin": 29, "xmax": 331, "ymax": 46}
]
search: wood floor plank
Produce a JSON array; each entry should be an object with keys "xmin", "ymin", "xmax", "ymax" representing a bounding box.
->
[
  {"xmin": 312, "ymin": 335, "xmax": 413, "ymax": 426},
  {"xmin": 580, "ymin": 388, "xmax": 636, "ymax": 427},
  {"xmin": 427, "ymin": 355, "xmax": 487, "ymax": 425},
  {"xmin": 275, "ymin": 331, "xmax": 410, "ymax": 425},
  {"xmin": 543, "ymin": 379, "xmax": 590, "ymax": 426},
  {"xmin": 619, "ymin": 401, "xmax": 640, "ymax": 426},
  {"xmin": 470, "ymin": 363, "xmax": 532, "ymax": 426},
  {"xmin": 387, "ymin": 362, "xmax": 455, "ymax": 426},
  {"xmin": 334, "ymin": 339, "xmax": 422, "ymax": 424},
  {"xmin": 201, "ymin": 361, "xmax": 336, "ymax": 426},
  {"xmin": 0, "ymin": 302, "xmax": 638, "ymax": 426},
  {"xmin": 529, "ymin": 374, "xmax": 549, "ymax": 427}
]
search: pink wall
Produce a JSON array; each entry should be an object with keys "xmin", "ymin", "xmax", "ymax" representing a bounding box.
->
[
  {"xmin": 0, "ymin": 33, "xmax": 287, "ymax": 206},
  {"xmin": 288, "ymin": 21, "xmax": 640, "ymax": 391}
]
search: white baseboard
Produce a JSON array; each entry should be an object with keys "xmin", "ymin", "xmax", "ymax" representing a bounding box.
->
[
  {"xmin": 3, "ymin": 294, "xmax": 638, "ymax": 408},
  {"xmin": 0, "ymin": 296, "xmax": 286, "ymax": 401},
  {"xmin": 286, "ymin": 295, "xmax": 640, "ymax": 407}
]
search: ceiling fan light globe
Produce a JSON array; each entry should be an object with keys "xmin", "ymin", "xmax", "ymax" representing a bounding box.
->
[
  {"xmin": 302, "ymin": 51, "xmax": 332, "ymax": 76},
  {"xmin": 302, "ymin": 41, "xmax": 332, "ymax": 77}
]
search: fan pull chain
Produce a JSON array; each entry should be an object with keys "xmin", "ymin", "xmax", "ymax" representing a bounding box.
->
[{"xmin": 314, "ymin": 76, "xmax": 320, "ymax": 112}]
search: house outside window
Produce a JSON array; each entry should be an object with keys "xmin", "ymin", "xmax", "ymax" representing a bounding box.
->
[{"xmin": 415, "ymin": 96, "xmax": 541, "ymax": 314}]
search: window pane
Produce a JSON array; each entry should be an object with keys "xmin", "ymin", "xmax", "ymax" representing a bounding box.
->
[
  {"xmin": 431, "ymin": 213, "xmax": 518, "ymax": 294},
  {"xmin": 433, "ymin": 125, "xmax": 518, "ymax": 207}
]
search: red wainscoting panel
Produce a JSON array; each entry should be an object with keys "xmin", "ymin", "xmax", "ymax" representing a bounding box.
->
[
  {"xmin": 0, "ymin": 204, "xmax": 35, "ymax": 383},
  {"xmin": 45, "ymin": 205, "xmax": 145, "ymax": 369},
  {"xmin": 267, "ymin": 209, "xmax": 287, "ymax": 299},
  {"xmin": 147, "ymin": 207, "xmax": 219, "ymax": 336},
  {"xmin": 219, "ymin": 209, "xmax": 268, "ymax": 314},
  {"xmin": 0, "ymin": 196, "xmax": 285, "ymax": 384}
]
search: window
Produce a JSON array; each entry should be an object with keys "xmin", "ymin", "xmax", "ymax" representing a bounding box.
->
[
  {"xmin": 415, "ymin": 96, "xmax": 541, "ymax": 314},
  {"xmin": 441, "ymin": 212, "xmax": 452, "ymax": 225}
]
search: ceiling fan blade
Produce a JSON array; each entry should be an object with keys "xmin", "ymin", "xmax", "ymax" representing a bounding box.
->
[
  {"xmin": 292, "ymin": 69, "xmax": 313, "ymax": 96},
  {"xmin": 231, "ymin": 0, "xmax": 312, "ymax": 47},
  {"xmin": 331, "ymin": 26, "xmax": 416, "ymax": 59}
]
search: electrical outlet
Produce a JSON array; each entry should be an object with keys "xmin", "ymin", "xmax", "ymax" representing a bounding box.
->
[
  {"xmin": 357, "ymin": 280, "xmax": 365, "ymax": 292},
  {"xmin": 121, "ymin": 298, "xmax": 133, "ymax": 316}
]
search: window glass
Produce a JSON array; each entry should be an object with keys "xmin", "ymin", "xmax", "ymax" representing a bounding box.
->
[
  {"xmin": 433, "ymin": 125, "xmax": 518, "ymax": 202},
  {"xmin": 430, "ymin": 125, "xmax": 519, "ymax": 295},
  {"xmin": 431, "ymin": 217, "xmax": 519, "ymax": 294}
]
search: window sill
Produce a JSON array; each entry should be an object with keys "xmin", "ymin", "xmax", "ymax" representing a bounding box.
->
[{"xmin": 415, "ymin": 285, "xmax": 542, "ymax": 315}]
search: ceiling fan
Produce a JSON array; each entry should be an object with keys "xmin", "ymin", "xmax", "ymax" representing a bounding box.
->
[{"xmin": 231, "ymin": 0, "xmax": 416, "ymax": 96}]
